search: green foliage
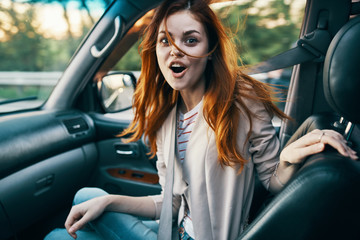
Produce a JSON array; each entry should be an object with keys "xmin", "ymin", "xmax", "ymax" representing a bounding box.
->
[
  {"xmin": 0, "ymin": 86, "xmax": 52, "ymax": 100},
  {"xmin": 0, "ymin": 0, "xmax": 98, "ymax": 71},
  {"xmin": 114, "ymin": 0, "xmax": 304, "ymax": 71},
  {"xmin": 0, "ymin": 0, "xmax": 304, "ymax": 71},
  {"xmin": 216, "ymin": 0, "xmax": 303, "ymax": 65},
  {"xmin": 113, "ymin": 40, "xmax": 142, "ymax": 71},
  {"xmin": 0, "ymin": 0, "xmax": 304, "ymax": 110},
  {"xmin": 0, "ymin": 0, "xmax": 102, "ymax": 106},
  {"xmin": 0, "ymin": 5, "xmax": 42, "ymax": 71}
]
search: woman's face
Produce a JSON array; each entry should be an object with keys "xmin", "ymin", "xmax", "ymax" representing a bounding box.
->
[{"xmin": 156, "ymin": 10, "xmax": 209, "ymax": 96}]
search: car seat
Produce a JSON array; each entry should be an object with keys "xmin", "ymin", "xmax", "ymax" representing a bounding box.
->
[{"xmin": 238, "ymin": 16, "xmax": 360, "ymax": 240}]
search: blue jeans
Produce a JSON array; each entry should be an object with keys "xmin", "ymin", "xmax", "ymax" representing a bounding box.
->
[{"xmin": 44, "ymin": 187, "xmax": 158, "ymax": 240}]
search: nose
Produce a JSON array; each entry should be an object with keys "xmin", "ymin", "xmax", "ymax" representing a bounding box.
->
[{"xmin": 170, "ymin": 45, "xmax": 184, "ymax": 57}]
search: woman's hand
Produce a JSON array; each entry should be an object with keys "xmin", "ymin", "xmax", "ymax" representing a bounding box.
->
[
  {"xmin": 64, "ymin": 194, "xmax": 157, "ymax": 238},
  {"xmin": 65, "ymin": 196, "xmax": 109, "ymax": 239},
  {"xmin": 280, "ymin": 129, "xmax": 358, "ymax": 165},
  {"xmin": 270, "ymin": 129, "xmax": 358, "ymax": 193}
]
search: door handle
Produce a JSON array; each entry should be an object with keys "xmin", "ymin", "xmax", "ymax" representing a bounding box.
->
[
  {"xmin": 114, "ymin": 143, "xmax": 139, "ymax": 158},
  {"xmin": 91, "ymin": 16, "xmax": 121, "ymax": 58},
  {"xmin": 116, "ymin": 150, "xmax": 134, "ymax": 155}
]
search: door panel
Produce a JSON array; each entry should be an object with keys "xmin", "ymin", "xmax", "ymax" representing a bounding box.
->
[
  {"xmin": 91, "ymin": 114, "xmax": 161, "ymax": 196},
  {"xmin": 0, "ymin": 110, "xmax": 98, "ymax": 239}
]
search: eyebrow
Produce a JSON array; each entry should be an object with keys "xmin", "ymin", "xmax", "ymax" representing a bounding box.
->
[
  {"xmin": 158, "ymin": 30, "xmax": 201, "ymax": 36},
  {"xmin": 183, "ymin": 30, "xmax": 201, "ymax": 35}
]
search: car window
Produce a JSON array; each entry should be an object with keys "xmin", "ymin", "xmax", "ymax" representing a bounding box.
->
[
  {"xmin": 104, "ymin": 0, "xmax": 305, "ymax": 122},
  {"xmin": 0, "ymin": 0, "xmax": 107, "ymax": 113}
]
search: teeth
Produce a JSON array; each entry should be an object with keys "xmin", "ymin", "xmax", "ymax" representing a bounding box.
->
[{"xmin": 170, "ymin": 64, "xmax": 186, "ymax": 73}]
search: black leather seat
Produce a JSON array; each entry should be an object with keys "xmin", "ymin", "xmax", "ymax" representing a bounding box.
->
[{"xmin": 238, "ymin": 16, "xmax": 360, "ymax": 240}]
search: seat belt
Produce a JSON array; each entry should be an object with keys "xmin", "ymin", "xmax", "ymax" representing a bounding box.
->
[
  {"xmin": 244, "ymin": 25, "xmax": 331, "ymax": 75},
  {"xmin": 244, "ymin": 17, "xmax": 332, "ymax": 147}
]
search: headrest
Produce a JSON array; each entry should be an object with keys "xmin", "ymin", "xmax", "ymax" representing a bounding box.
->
[{"xmin": 323, "ymin": 16, "xmax": 360, "ymax": 124}]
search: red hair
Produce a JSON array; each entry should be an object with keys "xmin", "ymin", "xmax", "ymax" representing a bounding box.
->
[{"xmin": 121, "ymin": 0, "xmax": 288, "ymax": 172}]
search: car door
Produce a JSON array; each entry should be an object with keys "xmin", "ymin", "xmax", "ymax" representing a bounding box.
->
[{"xmin": 89, "ymin": 111, "xmax": 161, "ymax": 197}]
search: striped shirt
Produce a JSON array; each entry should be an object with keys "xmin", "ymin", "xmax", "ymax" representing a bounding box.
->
[{"xmin": 177, "ymin": 102, "xmax": 201, "ymax": 163}]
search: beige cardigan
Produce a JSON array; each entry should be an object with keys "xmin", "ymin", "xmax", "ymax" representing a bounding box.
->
[{"xmin": 151, "ymin": 98, "xmax": 280, "ymax": 240}]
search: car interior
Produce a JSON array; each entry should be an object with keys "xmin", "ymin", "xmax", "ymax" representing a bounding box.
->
[
  {"xmin": 0, "ymin": 0, "xmax": 359, "ymax": 239},
  {"xmin": 239, "ymin": 12, "xmax": 360, "ymax": 239}
]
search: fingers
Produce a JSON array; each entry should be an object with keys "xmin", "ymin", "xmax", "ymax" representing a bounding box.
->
[
  {"xmin": 294, "ymin": 142, "xmax": 325, "ymax": 161},
  {"xmin": 69, "ymin": 214, "xmax": 91, "ymax": 237},
  {"xmin": 64, "ymin": 196, "xmax": 107, "ymax": 239},
  {"xmin": 65, "ymin": 205, "xmax": 90, "ymax": 239},
  {"xmin": 318, "ymin": 130, "xmax": 358, "ymax": 160},
  {"xmin": 64, "ymin": 207, "xmax": 81, "ymax": 239},
  {"xmin": 290, "ymin": 129, "xmax": 336, "ymax": 148},
  {"xmin": 292, "ymin": 129, "xmax": 351, "ymax": 156},
  {"xmin": 281, "ymin": 129, "xmax": 358, "ymax": 165},
  {"xmin": 280, "ymin": 140, "xmax": 325, "ymax": 165}
]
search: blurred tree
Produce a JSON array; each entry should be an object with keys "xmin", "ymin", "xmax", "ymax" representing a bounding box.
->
[
  {"xmin": 0, "ymin": 0, "xmax": 108, "ymax": 71},
  {"xmin": 0, "ymin": 1, "xmax": 45, "ymax": 70},
  {"xmin": 114, "ymin": 0, "xmax": 304, "ymax": 70},
  {"xmin": 216, "ymin": 0, "xmax": 302, "ymax": 65},
  {"xmin": 114, "ymin": 40, "xmax": 142, "ymax": 71},
  {"xmin": 0, "ymin": 0, "xmax": 304, "ymax": 71}
]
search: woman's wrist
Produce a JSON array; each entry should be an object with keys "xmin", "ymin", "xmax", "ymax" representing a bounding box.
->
[
  {"xmin": 277, "ymin": 161, "xmax": 301, "ymax": 183},
  {"xmin": 270, "ymin": 161, "xmax": 300, "ymax": 193},
  {"xmin": 273, "ymin": 162, "xmax": 285, "ymax": 187},
  {"xmin": 103, "ymin": 194, "xmax": 119, "ymax": 212}
]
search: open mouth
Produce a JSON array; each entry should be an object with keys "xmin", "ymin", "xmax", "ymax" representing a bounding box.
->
[{"xmin": 170, "ymin": 63, "xmax": 186, "ymax": 73}]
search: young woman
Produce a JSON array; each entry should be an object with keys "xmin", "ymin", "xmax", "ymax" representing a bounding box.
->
[{"xmin": 45, "ymin": 0, "xmax": 357, "ymax": 239}]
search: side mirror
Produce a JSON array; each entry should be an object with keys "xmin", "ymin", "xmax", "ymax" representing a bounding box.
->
[{"xmin": 99, "ymin": 71, "xmax": 136, "ymax": 112}]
